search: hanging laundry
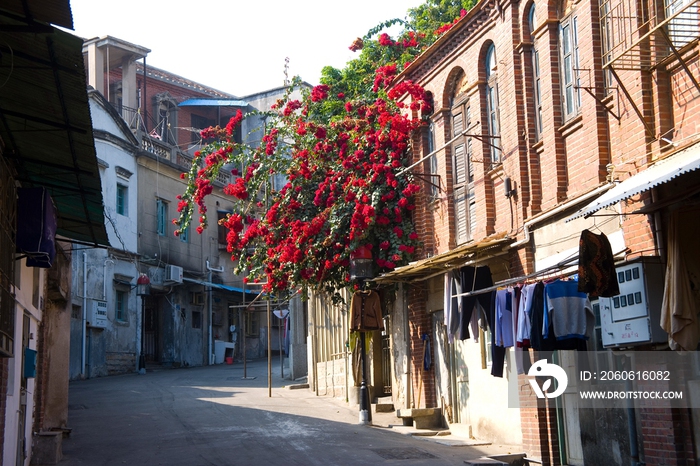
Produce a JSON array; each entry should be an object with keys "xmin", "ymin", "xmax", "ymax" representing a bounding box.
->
[
  {"xmin": 529, "ymin": 282, "xmax": 556, "ymax": 351},
  {"xmin": 484, "ymin": 290, "xmax": 507, "ymax": 378},
  {"xmin": 459, "ymin": 265, "xmax": 493, "ymax": 340},
  {"xmin": 349, "ymin": 290, "xmax": 384, "ymax": 332},
  {"xmin": 577, "ymin": 229, "xmax": 620, "ymax": 297},
  {"xmin": 444, "ymin": 271, "xmax": 462, "ymax": 343},
  {"xmin": 422, "ymin": 334, "xmax": 432, "ymax": 370},
  {"xmin": 349, "ymin": 331, "xmax": 369, "ymax": 386},
  {"xmin": 494, "ymin": 288, "xmax": 515, "ymax": 348},
  {"xmin": 511, "ymin": 286, "xmax": 529, "ymax": 375},
  {"xmin": 545, "ymin": 279, "xmax": 594, "ymax": 341},
  {"xmin": 516, "ymin": 283, "xmax": 537, "ymax": 348},
  {"xmin": 660, "ymin": 208, "xmax": 700, "ymax": 351}
]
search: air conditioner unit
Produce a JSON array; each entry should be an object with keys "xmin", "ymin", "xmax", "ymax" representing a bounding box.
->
[
  {"xmin": 88, "ymin": 300, "xmax": 108, "ymax": 328},
  {"xmin": 165, "ymin": 264, "xmax": 183, "ymax": 284}
]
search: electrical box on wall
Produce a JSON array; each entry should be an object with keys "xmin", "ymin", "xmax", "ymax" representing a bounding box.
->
[
  {"xmin": 599, "ymin": 257, "xmax": 667, "ymax": 348},
  {"xmin": 88, "ymin": 300, "xmax": 108, "ymax": 328}
]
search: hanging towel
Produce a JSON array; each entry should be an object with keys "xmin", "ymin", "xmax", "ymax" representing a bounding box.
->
[{"xmin": 660, "ymin": 208, "xmax": 700, "ymax": 351}]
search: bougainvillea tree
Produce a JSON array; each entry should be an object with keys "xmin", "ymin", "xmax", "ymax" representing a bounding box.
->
[{"xmin": 174, "ymin": 3, "xmax": 471, "ymax": 300}]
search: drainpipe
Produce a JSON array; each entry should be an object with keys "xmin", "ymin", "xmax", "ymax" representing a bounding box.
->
[
  {"xmin": 82, "ymin": 252, "xmax": 87, "ymax": 377},
  {"xmin": 206, "ymin": 260, "xmax": 224, "ymax": 365},
  {"xmin": 651, "ymin": 188, "xmax": 665, "ymax": 263}
]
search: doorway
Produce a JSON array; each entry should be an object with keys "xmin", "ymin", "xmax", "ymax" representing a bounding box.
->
[{"xmin": 144, "ymin": 297, "xmax": 160, "ymax": 362}]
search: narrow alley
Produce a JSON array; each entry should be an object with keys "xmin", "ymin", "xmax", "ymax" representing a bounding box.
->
[{"xmin": 59, "ymin": 359, "xmax": 521, "ymax": 466}]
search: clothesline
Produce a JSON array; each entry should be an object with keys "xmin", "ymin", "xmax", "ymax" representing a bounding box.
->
[{"xmin": 452, "ymin": 254, "xmax": 580, "ymax": 299}]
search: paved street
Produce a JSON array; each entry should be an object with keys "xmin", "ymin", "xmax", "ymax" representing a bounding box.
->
[{"xmin": 59, "ymin": 358, "xmax": 519, "ymax": 466}]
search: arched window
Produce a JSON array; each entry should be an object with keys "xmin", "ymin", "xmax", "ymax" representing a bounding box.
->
[
  {"xmin": 529, "ymin": 4, "xmax": 543, "ymax": 140},
  {"xmin": 450, "ymin": 71, "xmax": 476, "ymax": 244},
  {"xmin": 485, "ymin": 44, "xmax": 501, "ymax": 163}
]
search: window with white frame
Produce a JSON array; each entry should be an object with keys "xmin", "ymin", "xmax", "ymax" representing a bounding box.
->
[
  {"xmin": 156, "ymin": 199, "xmax": 168, "ymax": 237},
  {"xmin": 485, "ymin": 44, "xmax": 502, "ymax": 164},
  {"xmin": 529, "ymin": 3, "xmax": 543, "ymax": 140},
  {"xmin": 560, "ymin": 14, "xmax": 581, "ymax": 120},
  {"xmin": 116, "ymin": 184, "xmax": 128, "ymax": 216},
  {"xmin": 666, "ymin": 0, "xmax": 699, "ymax": 48},
  {"xmin": 452, "ymin": 95, "xmax": 476, "ymax": 244},
  {"xmin": 428, "ymin": 121, "xmax": 440, "ymax": 200},
  {"xmin": 115, "ymin": 289, "xmax": 126, "ymax": 322}
]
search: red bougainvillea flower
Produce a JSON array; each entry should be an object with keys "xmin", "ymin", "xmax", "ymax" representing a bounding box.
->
[{"xmin": 175, "ymin": 46, "xmax": 428, "ymax": 299}]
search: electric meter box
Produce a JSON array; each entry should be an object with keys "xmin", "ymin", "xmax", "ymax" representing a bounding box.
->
[
  {"xmin": 88, "ymin": 299, "xmax": 108, "ymax": 328},
  {"xmin": 598, "ymin": 257, "xmax": 667, "ymax": 348}
]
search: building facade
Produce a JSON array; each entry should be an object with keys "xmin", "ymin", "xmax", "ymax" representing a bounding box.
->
[
  {"xmin": 378, "ymin": 0, "xmax": 700, "ymax": 464},
  {"xmin": 73, "ymin": 36, "xmax": 308, "ymax": 380}
]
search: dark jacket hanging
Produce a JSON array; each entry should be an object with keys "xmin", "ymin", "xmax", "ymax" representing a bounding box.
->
[{"xmin": 577, "ymin": 229, "xmax": 620, "ymax": 297}]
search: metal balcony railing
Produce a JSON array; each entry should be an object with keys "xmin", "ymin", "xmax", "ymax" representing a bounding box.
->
[{"xmin": 600, "ymin": 0, "xmax": 700, "ymax": 70}]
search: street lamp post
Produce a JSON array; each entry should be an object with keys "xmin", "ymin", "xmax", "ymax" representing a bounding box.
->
[
  {"xmin": 350, "ymin": 245, "xmax": 374, "ymax": 425},
  {"xmin": 136, "ymin": 273, "xmax": 150, "ymax": 374}
]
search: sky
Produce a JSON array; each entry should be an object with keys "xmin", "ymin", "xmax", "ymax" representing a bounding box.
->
[{"xmin": 69, "ymin": 0, "xmax": 426, "ymax": 97}]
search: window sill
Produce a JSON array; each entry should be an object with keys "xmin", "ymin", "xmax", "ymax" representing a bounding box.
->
[
  {"xmin": 559, "ymin": 114, "xmax": 583, "ymax": 138},
  {"xmin": 487, "ymin": 162, "xmax": 504, "ymax": 179},
  {"xmin": 531, "ymin": 140, "xmax": 544, "ymax": 153}
]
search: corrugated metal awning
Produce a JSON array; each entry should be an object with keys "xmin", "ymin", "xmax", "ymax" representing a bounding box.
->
[
  {"xmin": 569, "ymin": 141, "xmax": 700, "ymax": 221},
  {"xmin": 0, "ymin": 10, "xmax": 109, "ymax": 246},
  {"xmin": 1, "ymin": 0, "xmax": 73, "ymax": 29},
  {"xmin": 374, "ymin": 234, "xmax": 512, "ymax": 283},
  {"xmin": 178, "ymin": 99, "xmax": 248, "ymax": 107}
]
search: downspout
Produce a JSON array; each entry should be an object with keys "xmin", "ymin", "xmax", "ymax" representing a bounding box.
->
[
  {"xmin": 82, "ymin": 252, "xmax": 87, "ymax": 378},
  {"xmin": 651, "ymin": 188, "xmax": 665, "ymax": 263},
  {"xmin": 206, "ymin": 260, "xmax": 224, "ymax": 365}
]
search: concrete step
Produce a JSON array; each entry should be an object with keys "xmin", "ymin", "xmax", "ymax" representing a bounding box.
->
[
  {"xmin": 375, "ymin": 396, "xmax": 394, "ymax": 412},
  {"xmin": 464, "ymin": 459, "xmax": 509, "ymax": 465},
  {"xmin": 464, "ymin": 453, "xmax": 529, "ymax": 466},
  {"xmin": 396, "ymin": 407, "xmax": 442, "ymax": 429}
]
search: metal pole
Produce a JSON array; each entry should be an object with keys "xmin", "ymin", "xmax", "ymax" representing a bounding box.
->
[
  {"xmin": 267, "ymin": 298, "xmax": 272, "ymax": 397},
  {"xmin": 279, "ymin": 310, "xmax": 283, "ymax": 378},
  {"xmin": 139, "ymin": 297, "xmax": 146, "ymax": 373},
  {"xmin": 359, "ymin": 331, "xmax": 371, "ymax": 424},
  {"xmin": 242, "ymin": 282, "xmax": 246, "ymax": 378}
]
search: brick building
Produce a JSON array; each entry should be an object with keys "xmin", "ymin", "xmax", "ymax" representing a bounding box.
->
[
  {"xmin": 75, "ymin": 36, "xmax": 309, "ymax": 379},
  {"xmin": 378, "ymin": 0, "xmax": 700, "ymax": 464}
]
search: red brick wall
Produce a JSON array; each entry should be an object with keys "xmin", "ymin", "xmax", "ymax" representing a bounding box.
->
[
  {"xmin": 518, "ymin": 351, "xmax": 563, "ymax": 466},
  {"xmin": 107, "ymin": 69, "xmax": 239, "ymax": 145},
  {"xmin": 392, "ymin": 0, "xmax": 700, "ymax": 461},
  {"xmin": 407, "ymin": 286, "xmax": 436, "ymax": 408}
]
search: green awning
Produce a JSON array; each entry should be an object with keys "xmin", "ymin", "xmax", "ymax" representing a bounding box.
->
[{"xmin": 0, "ymin": 9, "xmax": 110, "ymax": 246}]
